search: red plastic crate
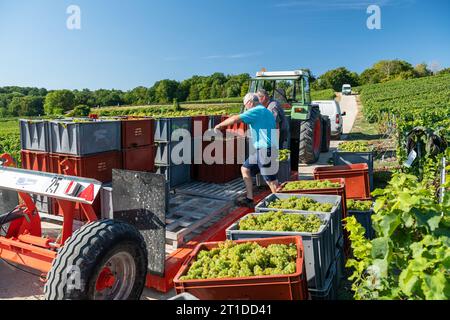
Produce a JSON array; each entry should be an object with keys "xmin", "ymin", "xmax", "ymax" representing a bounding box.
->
[
  {"xmin": 121, "ymin": 118, "xmax": 154, "ymax": 148},
  {"xmin": 173, "ymin": 236, "xmax": 309, "ymax": 300},
  {"xmin": 21, "ymin": 150, "xmax": 51, "ymax": 172},
  {"xmin": 195, "ymin": 138, "xmax": 241, "ymax": 183},
  {"xmin": 221, "ymin": 115, "xmax": 248, "ymax": 137},
  {"xmin": 49, "ymin": 151, "xmax": 122, "ymax": 183},
  {"xmin": 122, "ymin": 145, "xmax": 155, "ymax": 172},
  {"xmin": 313, "ymin": 163, "xmax": 370, "ymax": 199},
  {"xmin": 191, "ymin": 116, "xmax": 209, "ymax": 138}
]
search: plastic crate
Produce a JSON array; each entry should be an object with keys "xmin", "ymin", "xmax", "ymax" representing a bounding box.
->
[
  {"xmin": 255, "ymin": 193, "xmax": 342, "ymax": 247},
  {"xmin": 21, "ymin": 150, "xmax": 51, "ymax": 172},
  {"xmin": 309, "ymin": 260, "xmax": 338, "ymax": 300},
  {"xmin": 194, "ymin": 137, "xmax": 242, "ymax": 183},
  {"xmin": 335, "ymin": 236, "xmax": 345, "ymax": 282},
  {"xmin": 226, "ymin": 212, "xmax": 334, "ymax": 290},
  {"xmin": 155, "ymin": 164, "xmax": 191, "ymax": 189},
  {"xmin": 256, "ymin": 158, "xmax": 292, "ymax": 186},
  {"xmin": 153, "ymin": 117, "xmax": 192, "ymax": 142},
  {"xmin": 347, "ymin": 198, "xmax": 375, "ymax": 239},
  {"xmin": 48, "ymin": 120, "xmax": 121, "ymax": 156},
  {"xmin": 122, "ymin": 145, "xmax": 156, "ymax": 172},
  {"xmin": 19, "ymin": 120, "xmax": 49, "ymax": 152},
  {"xmin": 121, "ymin": 118, "xmax": 154, "ymax": 148},
  {"xmin": 174, "ymin": 236, "xmax": 309, "ymax": 300},
  {"xmin": 277, "ymin": 178, "xmax": 348, "ymax": 220},
  {"xmin": 154, "ymin": 140, "xmax": 192, "ymax": 165},
  {"xmin": 333, "ymin": 150, "xmax": 374, "ymax": 191},
  {"xmin": 49, "ymin": 151, "xmax": 122, "ymax": 183},
  {"xmin": 313, "ymin": 163, "xmax": 371, "ymax": 199}
]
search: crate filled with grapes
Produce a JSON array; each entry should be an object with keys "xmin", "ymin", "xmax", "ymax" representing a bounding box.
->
[
  {"xmin": 255, "ymin": 193, "xmax": 342, "ymax": 247},
  {"xmin": 173, "ymin": 236, "xmax": 309, "ymax": 300},
  {"xmin": 226, "ymin": 210, "xmax": 334, "ymax": 290},
  {"xmin": 333, "ymin": 141, "xmax": 374, "ymax": 191}
]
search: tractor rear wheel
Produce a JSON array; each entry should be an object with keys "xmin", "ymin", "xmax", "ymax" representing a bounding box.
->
[
  {"xmin": 44, "ymin": 219, "xmax": 148, "ymax": 300},
  {"xmin": 299, "ymin": 106, "xmax": 322, "ymax": 164},
  {"xmin": 321, "ymin": 116, "xmax": 331, "ymax": 152}
]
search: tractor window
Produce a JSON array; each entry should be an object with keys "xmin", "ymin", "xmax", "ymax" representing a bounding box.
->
[
  {"xmin": 274, "ymin": 80, "xmax": 294, "ymax": 104},
  {"xmin": 294, "ymin": 80, "xmax": 304, "ymax": 103}
]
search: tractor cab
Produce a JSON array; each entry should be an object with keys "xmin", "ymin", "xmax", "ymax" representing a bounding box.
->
[
  {"xmin": 248, "ymin": 69, "xmax": 312, "ymax": 120},
  {"xmin": 248, "ymin": 69, "xmax": 330, "ymax": 166}
]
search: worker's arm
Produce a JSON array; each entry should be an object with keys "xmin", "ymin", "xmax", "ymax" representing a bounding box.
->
[{"xmin": 214, "ymin": 115, "xmax": 241, "ymax": 131}]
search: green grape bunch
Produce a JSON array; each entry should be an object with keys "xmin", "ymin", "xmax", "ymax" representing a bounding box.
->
[
  {"xmin": 338, "ymin": 141, "xmax": 372, "ymax": 152},
  {"xmin": 282, "ymin": 180, "xmax": 341, "ymax": 191},
  {"xmin": 347, "ymin": 199, "xmax": 373, "ymax": 211},
  {"xmin": 239, "ymin": 211, "xmax": 323, "ymax": 233},
  {"xmin": 267, "ymin": 196, "xmax": 334, "ymax": 212},
  {"xmin": 179, "ymin": 241, "xmax": 298, "ymax": 280},
  {"xmin": 278, "ymin": 149, "xmax": 290, "ymax": 162}
]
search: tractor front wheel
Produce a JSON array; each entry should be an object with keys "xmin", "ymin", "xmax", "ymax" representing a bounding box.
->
[
  {"xmin": 44, "ymin": 219, "xmax": 148, "ymax": 300},
  {"xmin": 299, "ymin": 106, "xmax": 322, "ymax": 164}
]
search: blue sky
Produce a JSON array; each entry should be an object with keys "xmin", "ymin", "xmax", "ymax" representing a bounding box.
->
[{"xmin": 0, "ymin": 0, "xmax": 449, "ymax": 90}]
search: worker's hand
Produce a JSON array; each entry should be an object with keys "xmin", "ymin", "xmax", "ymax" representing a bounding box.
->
[{"xmin": 214, "ymin": 124, "xmax": 223, "ymax": 133}]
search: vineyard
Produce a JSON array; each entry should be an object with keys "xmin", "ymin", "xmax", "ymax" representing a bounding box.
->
[
  {"xmin": 345, "ymin": 73, "xmax": 450, "ymax": 300},
  {"xmin": 0, "ymin": 119, "xmax": 21, "ymax": 165}
]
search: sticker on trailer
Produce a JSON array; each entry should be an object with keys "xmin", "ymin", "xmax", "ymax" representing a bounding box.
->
[{"xmin": 0, "ymin": 166, "xmax": 102, "ymax": 205}]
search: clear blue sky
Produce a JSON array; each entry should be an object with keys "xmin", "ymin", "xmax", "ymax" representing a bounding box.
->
[{"xmin": 0, "ymin": 0, "xmax": 449, "ymax": 90}]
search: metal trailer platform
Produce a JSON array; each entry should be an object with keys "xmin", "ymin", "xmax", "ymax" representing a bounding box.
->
[{"xmin": 146, "ymin": 190, "xmax": 271, "ymax": 293}]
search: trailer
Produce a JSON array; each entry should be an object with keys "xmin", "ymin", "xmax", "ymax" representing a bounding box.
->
[{"xmin": 0, "ymin": 152, "xmax": 277, "ymax": 299}]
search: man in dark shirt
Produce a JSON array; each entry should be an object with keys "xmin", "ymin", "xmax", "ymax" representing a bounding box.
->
[{"xmin": 256, "ymin": 89, "xmax": 290, "ymax": 148}]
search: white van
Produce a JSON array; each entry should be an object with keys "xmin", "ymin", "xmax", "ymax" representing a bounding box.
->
[
  {"xmin": 313, "ymin": 100, "xmax": 346, "ymax": 139},
  {"xmin": 342, "ymin": 84, "xmax": 352, "ymax": 95}
]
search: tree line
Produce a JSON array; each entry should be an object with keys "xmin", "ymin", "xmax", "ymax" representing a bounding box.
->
[{"xmin": 0, "ymin": 61, "xmax": 448, "ymax": 117}]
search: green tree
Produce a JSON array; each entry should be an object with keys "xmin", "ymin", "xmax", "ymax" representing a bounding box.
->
[
  {"xmin": 152, "ymin": 80, "xmax": 180, "ymax": 103},
  {"xmin": 74, "ymin": 89, "xmax": 95, "ymax": 106},
  {"xmin": 414, "ymin": 63, "xmax": 432, "ymax": 77},
  {"xmin": 316, "ymin": 67, "xmax": 360, "ymax": 91},
  {"xmin": 359, "ymin": 68, "xmax": 383, "ymax": 85},
  {"xmin": 71, "ymin": 104, "xmax": 91, "ymax": 116},
  {"xmin": 44, "ymin": 90, "xmax": 75, "ymax": 115}
]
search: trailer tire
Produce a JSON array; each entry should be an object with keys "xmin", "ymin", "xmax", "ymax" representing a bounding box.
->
[
  {"xmin": 299, "ymin": 106, "xmax": 322, "ymax": 164},
  {"xmin": 44, "ymin": 219, "xmax": 148, "ymax": 300},
  {"xmin": 321, "ymin": 116, "xmax": 331, "ymax": 152}
]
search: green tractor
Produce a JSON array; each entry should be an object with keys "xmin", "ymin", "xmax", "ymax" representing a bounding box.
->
[{"xmin": 248, "ymin": 69, "xmax": 331, "ymax": 169}]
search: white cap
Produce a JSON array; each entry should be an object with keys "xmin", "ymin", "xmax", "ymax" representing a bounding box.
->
[{"xmin": 243, "ymin": 93, "xmax": 259, "ymax": 105}]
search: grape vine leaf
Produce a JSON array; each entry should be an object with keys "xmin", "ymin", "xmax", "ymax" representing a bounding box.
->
[{"xmin": 379, "ymin": 212, "xmax": 401, "ymax": 237}]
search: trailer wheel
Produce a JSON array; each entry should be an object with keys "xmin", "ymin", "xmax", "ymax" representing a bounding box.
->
[
  {"xmin": 299, "ymin": 106, "xmax": 322, "ymax": 164},
  {"xmin": 321, "ymin": 116, "xmax": 331, "ymax": 152},
  {"xmin": 44, "ymin": 219, "xmax": 148, "ymax": 300}
]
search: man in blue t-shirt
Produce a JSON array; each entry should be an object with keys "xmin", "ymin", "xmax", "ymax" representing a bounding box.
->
[{"xmin": 214, "ymin": 93, "xmax": 279, "ymax": 208}]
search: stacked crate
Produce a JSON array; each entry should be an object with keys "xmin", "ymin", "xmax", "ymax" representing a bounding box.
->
[
  {"xmin": 226, "ymin": 193, "xmax": 344, "ymax": 300},
  {"xmin": 121, "ymin": 118, "xmax": 155, "ymax": 172},
  {"xmin": 193, "ymin": 116, "xmax": 247, "ymax": 184},
  {"xmin": 19, "ymin": 119, "xmax": 123, "ymax": 220},
  {"xmin": 48, "ymin": 119, "xmax": 122, "ymax": 220},
  {"xmin": 19, "ymin": 120, "xmax": 53, "ymax": 214},
  {"xmin": 154, "ymin": 117, "xmax": 192, "ymax": 189}
]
